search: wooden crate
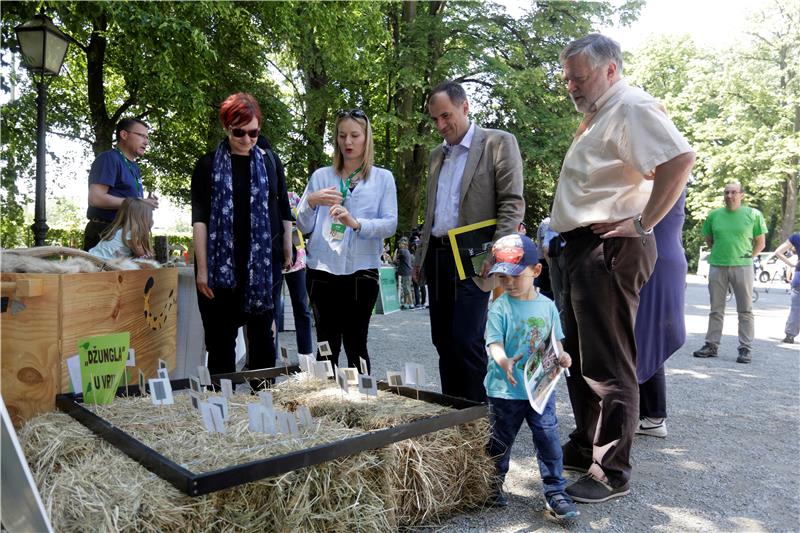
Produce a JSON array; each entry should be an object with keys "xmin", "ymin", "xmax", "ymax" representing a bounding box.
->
[{"xmin": 1, "ymin": 268, "xmax": 178, "ymax": 426}]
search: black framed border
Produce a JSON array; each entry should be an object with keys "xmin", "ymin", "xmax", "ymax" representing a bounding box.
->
[{"xmin": 55, "ymin": 366, "xmax": 488, "ymax": 496}]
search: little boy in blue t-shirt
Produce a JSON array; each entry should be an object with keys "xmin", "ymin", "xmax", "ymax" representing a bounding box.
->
[{"xmin": 484, "ymin": 233, "xmax": 578, "ymax": 520}]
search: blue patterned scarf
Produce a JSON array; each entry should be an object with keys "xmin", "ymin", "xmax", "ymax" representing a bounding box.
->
[{"xmin": 207, "ymin": 139, "xmax": 272, "ymax": 313}]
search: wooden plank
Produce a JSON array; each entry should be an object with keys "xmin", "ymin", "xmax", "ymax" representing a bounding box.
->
[
  {"xmin": 0, "ymin": 273, "xmax": 61, "ymax": 427},
  {"xmin": 60, "ymin": 268, "xmax": 178, "ymax": 392}
]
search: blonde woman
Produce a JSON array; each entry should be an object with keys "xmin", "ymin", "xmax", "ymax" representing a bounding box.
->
[
  {"xmin": 297, "ymin": 109, "xmax": 397, "ymax": 373},
  {"xmin": 88, "ymin": 197, "xmax": 154, "ymax": 259}
]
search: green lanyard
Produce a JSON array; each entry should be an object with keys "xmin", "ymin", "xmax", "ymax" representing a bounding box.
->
[
  {"xmin": 339, "ymin": 166, "xmax": 362, "ymax": 204},
  {"xmin": 116, "ymin": 148, "xmax": 143, "ymax": 196}
]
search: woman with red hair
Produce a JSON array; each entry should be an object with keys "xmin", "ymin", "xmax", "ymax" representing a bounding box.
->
[{"xmin": 191, "ymin": 92, "xmax": 293, "ymax": 374}]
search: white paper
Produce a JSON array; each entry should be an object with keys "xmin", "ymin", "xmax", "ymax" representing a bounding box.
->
[
  {"xmin": 343, "ymin": 367, "xmax": 359, "ymax": 386},
  {"xmin": 279, "ymin": 346, "xmax": 290, "ymax": 365},
  {"xmin": 286, "ymin": 411, "xmax": 299, "ymax": 435},
  {"xmin": 336, "ymin": 368, "xmax": 349, "ymax": 393},
  {"xmin": 208, "ymin": 397, "xmax": 229, "ymax": 420},
  {"xmin": 404, "ymin": 363, "xmax": 425, "ymax": 386},
  {"xmin": 66, "ymin": 355, "xmax": 82, "ymax": 393},
  {"xmin": 317, "ymin": 341, "xmax": 332, "ymax": 357},
  {"xmin": 296, "ymin": 405, "xmax": 314, "ymax": 427},
  {"xmin": 199, "ymin": 402, "xmax": 217, "ymax": 433},
  {"xmin": 211, "ymin": 408, "xmax": 226, "ymax": 434},
  {"xmin": 157, "ymin": 367, "xmax": 169, "ymax": 381},
  {"xmin": 189, "ymin": 376, "xmax": 202, "ymax": 394},
  {"xmin": 386, "ymin": 371, "xmax": 404, "ymax": 388},
  {"xmin": 189, "ymin": 391, "xmax": 201, "ymax": 410},
  {"xmin": 149, "ymin": 378, "xmax": 174, "ymax": 405},
  {"xmin": 220, "ymin": 379, "xmax": 233, "ymax": 399},
  {"xmin": 275, "ymin": 410, "xmax": 292, "ymax": 434},
  {"xmin": 126, "ymin": 348, "xmax": 136, "ymax": 367},
  {"xmin": 138, "ymin": 370, "xmax": 146, "ymax": 393},
  {"xmin": 524, "ymin": 327, "xmax": 564, "ymax": 415},
  {"xmin": 298, "ymin": 354, "xmax": 311, "ymax": 373},
  {"xmin": 197, "ymin": 366, "xmax": 212, "ymax": 386},
  {"xmin": 358, "ymin": 374, "xmax": 378, "ymax": 397},
  {"xmin": 323, "ymin": 360, "xmax": 334, "ymax": 378},
  {"xmin": 262, "ymin": 409, "xmax": 277, "ymax": 435},
  {"xmin": 258, "ymin": 391, "xmax": 274, "ymax": 411},
  {"xmin": 312, "ymin": 361, "xmax": 329, "ymax": 380},
  {"xmin": 158, "ymin": 358, "xmax": 168, "ymax": 370},
  {"xmin": 359, "ymin": 357, "xmax": 369, "ymax": 375},
  {"xmin": 247, "ymin": 404, "xmax": 264, "ymax": 432}
]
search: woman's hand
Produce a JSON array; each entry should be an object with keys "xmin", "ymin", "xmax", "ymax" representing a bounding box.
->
[
  {"xmin": 308, "ymin": 186, "xmax": 342, "ymax": 209},
  {"xmin": 283, "ymin": 244, "xmax": 294, "ymax": 270},
  {"xmin": 196, "ymin": 268, "xmax": 215, "ymax": 300},
  {"xmin": 132, "ymin": 244, "xmax": 153, "ymax": 259},
  {"xmin": 558, "ymin": 350, "xmax": 572, "ymax": 368},
  {"xmin": 329, "ymin": 204, "xmax": 360, "ymax": 230}
]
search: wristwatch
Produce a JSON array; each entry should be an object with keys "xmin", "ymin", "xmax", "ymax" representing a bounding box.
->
[{"xmin": 633, "ymin": 214, "xmax": 653, "ymax": 236}]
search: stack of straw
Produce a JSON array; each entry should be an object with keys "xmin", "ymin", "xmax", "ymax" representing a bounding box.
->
[
  {"xmin": 272, "ymin": 375, "xmax": 494, "ymax": 525},
  {"xmin": 19, "ymin": 393, "xmax": 396, "ymax": 533}
]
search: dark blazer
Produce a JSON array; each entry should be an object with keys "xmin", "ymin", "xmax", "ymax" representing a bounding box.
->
[{"xmin": 416, "ymin": 125, "xmax": 525, "ymax": 291}]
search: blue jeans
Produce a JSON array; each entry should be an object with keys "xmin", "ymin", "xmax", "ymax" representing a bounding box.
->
[
  {"xmin": 487, "ymin": 395, "xmax": 567, "ymax": 497},
  {"xmin": 276, "ymin": 268, "xmax": 314, "ymax": 354},
  {"xmin": 786, "ymin": 284, "xmax": 800, "ymax": 338}
]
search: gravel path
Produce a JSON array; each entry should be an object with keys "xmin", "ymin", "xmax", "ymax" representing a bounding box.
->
[{"xmin": 280, "ymin": 275, "xmax": 800, "ymax": 532}]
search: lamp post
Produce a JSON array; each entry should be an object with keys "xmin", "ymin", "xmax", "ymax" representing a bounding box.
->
[{"xmin": 14, "ymin": 13, "xmax": 71, "ymax": 246}]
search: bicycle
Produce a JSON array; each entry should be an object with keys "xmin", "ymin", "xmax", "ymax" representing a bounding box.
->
[{"xmin": 725, "ymin": 283, "xmax": 759, "ymax": 303}]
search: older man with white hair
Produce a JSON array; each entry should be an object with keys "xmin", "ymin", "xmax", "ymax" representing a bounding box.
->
[{"xmin": 549, "ymin": 33, "xmax": 696, "ymax": 503}]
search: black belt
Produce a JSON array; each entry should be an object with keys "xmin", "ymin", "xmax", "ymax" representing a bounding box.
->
[
  {"xmin": 89, "ymin": 218, "xmax": 111, "ymax": 224},
  {"xmin": 560, "ymin": 226, "xmax": 594, "ymax": 242}
]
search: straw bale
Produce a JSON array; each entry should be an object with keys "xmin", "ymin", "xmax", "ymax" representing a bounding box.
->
[
  {"xmin": 273, "ymin": 376, "xmax": 494, "ymax": 525},
  {"xmin": 18, "ymin": 393, "xmax": 397, "ymax": 533}
]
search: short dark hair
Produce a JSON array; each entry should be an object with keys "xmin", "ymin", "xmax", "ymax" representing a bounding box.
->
[
  {"xmin": 428, "ymin": 81, "xmax": 468, "ymax": 106},
  {"xmin": 116, "ymin": 118, "xmax": 149, "ymax": 139}
]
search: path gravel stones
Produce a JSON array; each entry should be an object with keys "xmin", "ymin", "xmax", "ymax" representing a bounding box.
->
[{"xmin": 280, "ymin": 275, "xmax": 800, "ymax": 532}]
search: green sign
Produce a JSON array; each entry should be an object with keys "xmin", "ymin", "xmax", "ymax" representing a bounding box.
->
[
  {"xmin": 78, "ymin": 332, "xmax": 130, "ymax": 405},
  {"xmin": 375, "ymin": 266, "xmax": 401, "ymax": 315}
]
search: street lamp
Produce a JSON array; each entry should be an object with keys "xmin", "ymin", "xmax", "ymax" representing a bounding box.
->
[{"xmin": 14, "ymin": 13, "xmax": 71, "ymax": 246}]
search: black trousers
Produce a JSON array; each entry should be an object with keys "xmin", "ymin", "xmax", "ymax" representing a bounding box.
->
[
  {"xmin": 639, "ymin": 365, "xmax": 667, "ymax": 419},
  {"xmin": 424, "ymin": 238, "xmax": 491, "ymax": 402},
  {"xmin": 196, "ymin": 286, "xmax": 275, "ymax": 375},
  {"xmin": 306, "ymin": 268, "xmax": 379, "ymax": 373},
  {"xmin": 561, "ymin": 228, "xmax": 656, "ymax": 487},
  {"xmin": 83, "ymin": 220, "xmax": 111, "ymax": 251}
]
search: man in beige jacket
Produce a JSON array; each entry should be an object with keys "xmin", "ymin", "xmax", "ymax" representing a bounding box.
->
[{"xmin": 414, "ymin": 80, "xmax": 524, "ymax": 403}]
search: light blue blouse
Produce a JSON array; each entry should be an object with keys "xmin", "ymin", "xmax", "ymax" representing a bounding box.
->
[{"xmin": 297, "ymin": 166, "xmax": 398, "ymax": 275}]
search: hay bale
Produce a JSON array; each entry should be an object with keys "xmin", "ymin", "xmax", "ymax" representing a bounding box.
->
[
  {"xmin": 18, "ymin": 394, "xmax": 397, "ymax": 533},
  {"xmin": 273, "ymin": 376, "xmax": 494, "ymax": 525}
]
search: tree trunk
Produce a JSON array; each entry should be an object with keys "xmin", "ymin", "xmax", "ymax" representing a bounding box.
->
[
  {"xmin": 86, "ymin": 12, "xmax": 112, "ymax": 156},
  {"xmin": 777, "ymin": 43, "xmax": 798, "ymax": 242},
  {"xmin": 393, "ymin": 0, "xmax": 446, "ymax": 233},
  {"xmin": 780, "ymin": 102, "xmax": 799, "ymax": 241}
]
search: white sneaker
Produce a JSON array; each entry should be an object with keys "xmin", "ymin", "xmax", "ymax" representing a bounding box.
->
[{"xmin": 636, "ymin": 417, "xmax": 667, "ymax": 438}]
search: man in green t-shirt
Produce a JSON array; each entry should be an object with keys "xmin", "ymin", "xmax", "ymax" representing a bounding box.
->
[{"xmin": 693, "ymin": 182, "xmax": 766, "ymax": 363}]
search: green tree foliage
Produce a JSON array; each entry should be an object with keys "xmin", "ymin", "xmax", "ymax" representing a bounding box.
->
[
  {"xmin": 2, "ymin": 0, "xmax": 640, "ymax": 246},
  {"xmin": 626, "ymin": 0, "xmax": 799, "ymax": 267}
]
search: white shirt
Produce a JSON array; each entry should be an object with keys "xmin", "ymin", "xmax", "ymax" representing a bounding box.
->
[
  {"xmin": 88, "ymin": 228, "xmax": 132, "ymax": 259},
  {"xmin": 296, "ymin": 166, "xmax": 398, "ymax": 275},
  {"xmin": 550, "ymin": 81, "xmax": 692, "ymax": 233},
  {"xmin": 431, "ymin": 123, "xmax": 476, "ymax": 237}
]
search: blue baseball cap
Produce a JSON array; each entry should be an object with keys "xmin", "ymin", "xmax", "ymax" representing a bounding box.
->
[{"xmin": 488, "ymin": 233, "xmax": 539, "ymax": 276}]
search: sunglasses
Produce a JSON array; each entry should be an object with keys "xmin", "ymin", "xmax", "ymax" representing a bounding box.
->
[
  {"xmin": 337, "ymin": 109, "xmax": 368, "ymax": 121},
  {"xmin": 230, "ymin": 127, "xmax": 260, "ymax": 139}
]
